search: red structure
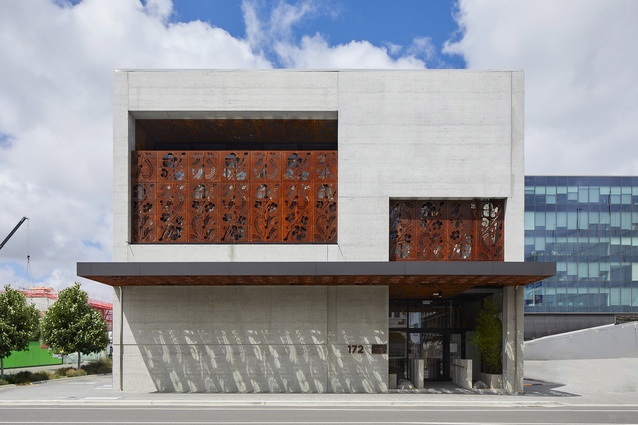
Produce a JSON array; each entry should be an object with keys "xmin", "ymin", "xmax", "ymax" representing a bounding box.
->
[{"xmin": 20, "ymin": 286, "xmax": 113, "ymax": 331}]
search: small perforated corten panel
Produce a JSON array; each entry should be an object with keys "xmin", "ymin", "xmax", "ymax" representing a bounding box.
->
[
  {"xmin": 131, "ymin": 150, "xmax": 337, "ymax": 244},
  {"xmin": 389, "ymin": 199, "xmax": 504, "ymax": 261}
]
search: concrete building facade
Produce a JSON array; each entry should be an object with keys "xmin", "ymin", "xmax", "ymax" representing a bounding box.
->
[{"xmin": 78, "ymin": 70, "xmax": 552, "ymax": 394}]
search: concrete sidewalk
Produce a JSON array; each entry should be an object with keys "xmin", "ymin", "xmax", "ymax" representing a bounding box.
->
[
  {"xmin": 2, "ymin": 358, "xmax": 638, "ymax": 407},
  {"xmin": 1, "ymin": 373, "xmax": 638, "ymax": 408}
]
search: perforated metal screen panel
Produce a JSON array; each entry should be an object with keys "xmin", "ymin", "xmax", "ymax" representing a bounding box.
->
[
  {"xmin": 389, "ymin": 200, "xmax": 505, "ymax": 261},
  {"xmin": 131, "ymin": 150, "xmax": 337, "ymax": 244}
]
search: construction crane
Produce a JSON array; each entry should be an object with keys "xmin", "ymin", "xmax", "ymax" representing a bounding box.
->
[{"xmin": 0, "ymin": 216, "xmax": 29, "ymax": 251}]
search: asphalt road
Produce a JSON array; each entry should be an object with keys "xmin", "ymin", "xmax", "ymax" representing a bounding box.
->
[
  {"xmin": 2, "ymin": 405, "xmax": 638, "ymax": 424},
  {"xmin": 2, "ymin": 375, "xmax": 638, "ymax": 424}
]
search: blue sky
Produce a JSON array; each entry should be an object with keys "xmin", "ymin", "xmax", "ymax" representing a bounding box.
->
[
  {"xmin": 171, "ymin": 0, "xmax": 465, "ymax": 68},
  {"xmin": 1, "ymin": 0, "xmax": 637, "ymax": 301}
]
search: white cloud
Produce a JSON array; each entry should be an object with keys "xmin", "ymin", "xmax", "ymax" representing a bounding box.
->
[
  {"xmin": 269, "ymin": 0, "xmax": 316, "ymax": 41},
  {"xmin": 144, "ymin": 0, "xmax": 173, "ymax": 22},
  {"xmin": 242, "ymin": 0, "xmax": 428, "ymax": 69},
  {"xmin": 408, "ymin": 36, "xmax": 436, "ymax": 62},
  {"xmin": 445, "ymin": 0, "xmax": 638, "ymax": 175},
  {"xmin": 275, "ymin": 34, "xmax": 426, "ymax": 69}
]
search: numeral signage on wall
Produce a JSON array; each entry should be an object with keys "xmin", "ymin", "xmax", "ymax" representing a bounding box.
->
[
  {"xmin": 347, "ymin": 345, "xmax": 364, "ymax": 354},
  {"xmin": 346, "ymin": 344, "xmax": 388, "ymax": 354}
]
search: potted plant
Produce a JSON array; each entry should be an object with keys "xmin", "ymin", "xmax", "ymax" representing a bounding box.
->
[{"xmin": 472, "ymin": 300, "xmax": 502, "ymax": 389}]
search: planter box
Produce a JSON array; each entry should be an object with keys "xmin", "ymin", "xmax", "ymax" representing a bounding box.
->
[
  {"xmin": 451, "ymin": 359, "xmax": 473, "ymax": 390},
  {"xmin": 478, "ymin": 372, "xmax": 502, "ymax": 389},
  {"xmin": 388, "ymin": 373, "xmax": 397, "ymax": 390}
]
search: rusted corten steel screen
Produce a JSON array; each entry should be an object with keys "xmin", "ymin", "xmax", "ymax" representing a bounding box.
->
[
  {"xmin": 389, "ymin": 200, "xmax": 505, "ymax": 261},
  {"xmin": 131, "ymin": 151, "xmax": 337, "ymax": 244}
]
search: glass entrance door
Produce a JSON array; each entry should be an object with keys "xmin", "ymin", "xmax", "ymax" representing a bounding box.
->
[
  {"xmin": 389, "ymin": 331, "xmax": 407, "ymax": 381},
  {"xmin": 390, "ymin": 297, "xmax": 482, "ymax": 386},
  {"xmin": 407, "ymin": 332, "xmax": 444, "ymax": 384},
  {"xmin": 422, "ymin": 332, "xmax": 444, "ymax": 381}
]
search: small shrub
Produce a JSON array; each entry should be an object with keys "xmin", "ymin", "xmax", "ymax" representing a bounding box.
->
[
  {"xmin": 13, "ymin": 371, "xmax": 33, "ymax": 385},
  {"xmin": 1, "ymin": 371, "xmax": 50, "ymax": 385},
  {"xmin": 65, "ymin": 369, "xmax": 87, "ymax": 377},
  {"xmin": 82, "ymin": 358, "xmax": 112, "ymax": 375},
  {"xmin": 31, "ymin": 371, "xmax": 50, "ymax": 382},
  {"xmin": 472, "ymin": 300, "xmax": 503, "ymax": 374},
  {"xmin": 55, "ymin": 367, "xmax": 73, "ymax": 377}
]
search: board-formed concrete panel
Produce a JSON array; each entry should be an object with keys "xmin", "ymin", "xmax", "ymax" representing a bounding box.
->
[{"xmin": 117, "ymin": 285, "xmax": 387, "ymax": 393}]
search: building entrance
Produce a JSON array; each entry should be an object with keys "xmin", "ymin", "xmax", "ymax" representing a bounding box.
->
[
  {"xmin": 409, "ymin": 332, "xmax": 443, "ymax": 381},
  {"xmin": 389, "ymin": 296, "xmax": 485, "ymax": 387}
]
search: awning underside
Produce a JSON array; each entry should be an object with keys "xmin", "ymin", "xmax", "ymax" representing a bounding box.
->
[{"xmin": 77, "ymin": 261, "xmax": 555, "ymax": 299}]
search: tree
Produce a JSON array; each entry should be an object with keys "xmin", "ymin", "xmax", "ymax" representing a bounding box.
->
[
  {"xmin": 0, "ymin": 285, "xmax": 40, "ymax": 378},
  {"xmin": 40, "ymin": 283, "xmax": 109, "ymax": 369},
  {"xmin": 472, "ymin": 299, "xmax": 503, "ymax": 375}
]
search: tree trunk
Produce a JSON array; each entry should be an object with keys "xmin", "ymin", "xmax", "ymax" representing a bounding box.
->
[
  {"xmin": 77, "ymin": 352, "xmax": 81, "ymax": 370},
  {"xmin": 1, "ymin": 357, "xmax": 4, "ymax": 379}
]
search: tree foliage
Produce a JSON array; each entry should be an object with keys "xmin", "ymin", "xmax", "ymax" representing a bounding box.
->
[
  {"xmin": 0, "ymin": 285, "xmax": 40, "ymax": 377},
  {"xmin": 472, "ymin": 299, "xmax": 503, "ymax": 374},
  {"xmin": 40, "ymin": 283, "xmax": 109, "ymax": 369}
]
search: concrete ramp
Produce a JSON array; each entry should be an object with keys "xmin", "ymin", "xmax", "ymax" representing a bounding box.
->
[
  {"xmin": 525, "ymin": 358, "xmax": 638, "ymax": 394},
  {"xmin": 525, "ymin": 321, "xmax": 638, "ymax": 360}
]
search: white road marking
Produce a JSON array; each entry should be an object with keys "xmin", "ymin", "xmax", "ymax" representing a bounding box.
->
[
  {"xmin": 4, "ymin": 422, "xmax": 635, "ymax": 425},
  {"xmin": 81, "ymin": 397, "xmax": 122, "ymax": 400},
  {"xmin": 94, "ymin": 385, "xmax": 113, "ymax": 390}
]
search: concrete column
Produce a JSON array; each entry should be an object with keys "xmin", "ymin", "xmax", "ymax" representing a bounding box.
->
[
  {"xmin": 111, "ymin": 286, "xmax": 123, "ymax": 391},
  {"xmin": 502, "ymin": 285, "xmax": 524, "ymax": 394}
]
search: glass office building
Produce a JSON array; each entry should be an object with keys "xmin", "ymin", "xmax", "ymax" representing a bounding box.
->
[{"xmin": 524, "ymin": 176, "xmax": 638, "ymax": 339}]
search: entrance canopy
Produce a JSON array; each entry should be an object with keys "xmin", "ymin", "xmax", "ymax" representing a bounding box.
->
[{"xmin": 77, "ymin": 261, "xmax": 554, "ymax": 299}]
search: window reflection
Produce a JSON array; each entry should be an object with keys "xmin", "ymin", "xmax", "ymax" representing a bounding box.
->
[{"xmin": 524, "ymin": 176, "xmax": 638, "ymax": 318}]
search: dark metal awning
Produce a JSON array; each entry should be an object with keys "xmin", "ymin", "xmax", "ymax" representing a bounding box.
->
[{"xmin": 77, "ymin": 261, "xmax": 555, "ymax": 299}]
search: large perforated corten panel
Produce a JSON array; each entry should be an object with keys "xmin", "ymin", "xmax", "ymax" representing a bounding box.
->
[
  {"xmin": 389, "ymin": 199, "xmax": 504, "ymax": 261},
  {"xmin": 131, "ymin": 151, "xmax": 338, "ymax": 244}
]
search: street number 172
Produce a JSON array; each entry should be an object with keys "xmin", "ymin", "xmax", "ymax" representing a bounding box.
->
[{"xmin": 347, "ymin": 345, "xmax": 364, "ymax": 354}]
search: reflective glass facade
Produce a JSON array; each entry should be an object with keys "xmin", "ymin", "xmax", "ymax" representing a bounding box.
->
[{"xmin": 524, "ymin": 176, "xmax": 638, "ymax": 314}]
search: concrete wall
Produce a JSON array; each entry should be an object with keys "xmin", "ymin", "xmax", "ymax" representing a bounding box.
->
[
  {"xmin": 451, "ymin": 359, "xmax": 472, "ymax": 390},
  {"xmin": 113, "ymin": 285, "xmax": 388, "ymax": 393},
  {"xmin": 525, "ymin": 322, "xmax": 638, "ymax": 360},
  {"xmin": 113, "ymin": 70, "xmax": 524, "ymax": 264}
]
